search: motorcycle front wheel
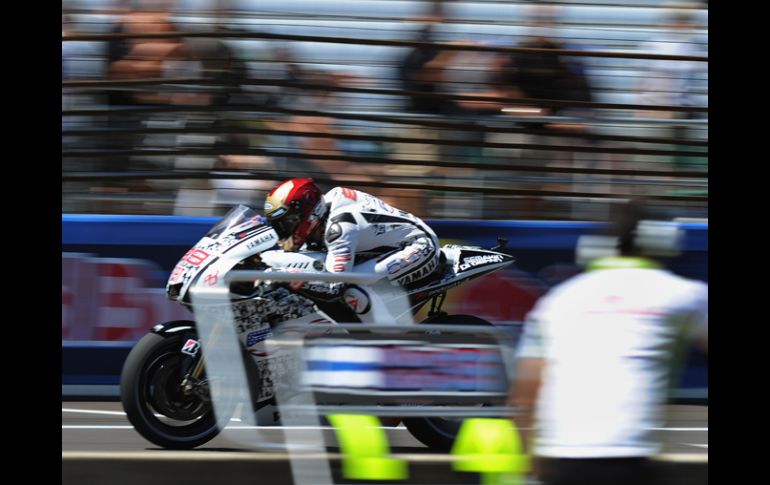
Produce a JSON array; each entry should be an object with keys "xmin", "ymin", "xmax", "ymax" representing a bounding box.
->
[{"xmin": 120, "ymin": 332, "xmax": 222, "ymax": 449}]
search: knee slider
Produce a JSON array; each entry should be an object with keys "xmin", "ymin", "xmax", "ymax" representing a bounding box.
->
[{"xmin": 343, "ymin": 286, "xmax": 371, "ymax": 315}]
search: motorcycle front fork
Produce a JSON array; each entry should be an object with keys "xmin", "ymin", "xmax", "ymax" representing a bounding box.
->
[{"xmin": 179, "ymin": 323, "xmax": 225, "ymax": 401}]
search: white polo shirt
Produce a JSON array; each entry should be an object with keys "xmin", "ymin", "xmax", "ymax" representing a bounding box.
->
[{"xmin": 516, "ymin": 262, "xmax": 708, "ymax": 458}]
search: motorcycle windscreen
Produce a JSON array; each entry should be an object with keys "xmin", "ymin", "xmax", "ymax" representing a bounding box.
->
[{"xmin": 205, "ymin": 205, "xmax": 267, "ymax": 240}]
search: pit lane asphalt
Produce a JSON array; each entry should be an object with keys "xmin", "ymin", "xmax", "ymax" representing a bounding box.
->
[
  {"xmin": 63, "ymin": 401, "xmax": 707, "ymax": 454},
  {"xmin": 63, "ymin": 402, "xmax": 706, "ymax": 485}
]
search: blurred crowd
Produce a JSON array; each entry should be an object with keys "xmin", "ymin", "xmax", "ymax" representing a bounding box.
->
[{"xmin": 62, "ymin": 0, "xmax": 708, "ymax": 221}]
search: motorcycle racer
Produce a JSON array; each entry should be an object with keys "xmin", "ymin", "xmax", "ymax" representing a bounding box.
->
[{"xmin": 263, "ymin": 178, "xmax": 441, "ymax": 323}]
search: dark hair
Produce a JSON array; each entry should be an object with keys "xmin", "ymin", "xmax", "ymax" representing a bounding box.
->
[
  {"xmin": 605, "ymin": 199, "xmax": 651, "ymax": 256},
  {"xmin": 670, "ymin": 9, "xmax": 695, "ymax": 26},
  {"xmin": 418, "ymin": 24, "xmax": 435, "ymax": 42}
]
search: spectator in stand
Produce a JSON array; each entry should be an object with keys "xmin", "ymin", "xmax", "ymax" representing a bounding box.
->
[
  {"xmin": 100, "ymin": 0, "xmax": 190, "ymax": 201},
  {"xmin": 459, "ymin": 5, "xmax": 596, "ymax": 216},
  {"xmin": 636, "ymin": 3, "xmax": 707, "ymax": 173},
  {"xmin": 455, "ymin": 6, "xmax": 593, "ymax": 128},
  {"xmin": 396, "ymin": 1, "xmax": 492, "ymax": 216},
  {"xmin": 63, "ymin": 12, "xmax": 103, "ymax": 212},
  {"xmin": 263, "ymin": 69, "xmax": 403, "ymax": 207},
  {"xmin": 108, "ymin": 1, "xmax": 197, "ymax": 105},
  {"xmin": 171, "ymin": 36, "xmax": 269, "ymax": 215},
  {"xmin": 509, "ymin": 6, "xmax": 597, "ymax": 214},
  {"xmin": 396, "ymin": 6, "xmax": 450, "ymax": 165},
  {"xmin": 399, "ymin": 24, "xmax": 460, "ymax": 117},
  {"xmin": 638, "ymin": 4, "xmax": 706, "ymax": 118}
]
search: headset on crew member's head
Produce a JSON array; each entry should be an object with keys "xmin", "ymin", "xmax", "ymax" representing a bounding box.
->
[{"xmin": 575, "ymin": 200, "xmax": 685, "ymax": 267}]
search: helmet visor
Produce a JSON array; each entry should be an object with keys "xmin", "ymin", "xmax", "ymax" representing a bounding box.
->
[{"xmin": 270, "ymin": 212, "xmax": 302, "ymax": 240}]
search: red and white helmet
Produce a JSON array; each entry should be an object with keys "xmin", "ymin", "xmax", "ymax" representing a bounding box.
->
[{"xmin": 264, "ymin": 178, "xmax": 327, "ymax": 251}]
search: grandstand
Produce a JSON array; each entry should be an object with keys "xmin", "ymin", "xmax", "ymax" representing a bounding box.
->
[{"xmin": 62, "ymin": 0, "xmax": 708, "ymax": 220}]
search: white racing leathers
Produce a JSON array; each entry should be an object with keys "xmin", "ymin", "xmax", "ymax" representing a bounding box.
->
[{"xmin": 318, "ymin": 187, "xmax": 440, "ymax": 324}]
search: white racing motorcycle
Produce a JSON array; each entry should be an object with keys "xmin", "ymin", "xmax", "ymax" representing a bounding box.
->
[{"xmin": 120, "ymin": 205, "xmax": 515, "ymax": 450}]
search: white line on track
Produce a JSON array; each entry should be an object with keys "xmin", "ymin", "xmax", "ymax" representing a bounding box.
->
[
  {"xmin": 62, "ymin": 409, "xmax": 704, "ymax": 432},
  {"xmin": 62, "ymin": 408, "xmax": 243, "ymax": 422},
  {"xmin": 61, "ymin": 425, "xmax": 275, "ymax": 430},
  {"xmin": 63, "ymin": 425, "xmax": 136, "ymax": 429},
  {"xmin": 61, "ymin": 408, "xmax": 406, "ymax": 429},
  {"xmin": 650, "ymin": 427, "xmax": 708, "ymax": 431},
  {"xmin": 62, "ymin": 451, "xmax": 707, "ymax": 464},
  {"xmin": 62, "ymin": 408, "xmax": 126, "ymax": 416},
  {"xmin": 63, "ymin": 424, "xmax": 404, "ymax": 430}
]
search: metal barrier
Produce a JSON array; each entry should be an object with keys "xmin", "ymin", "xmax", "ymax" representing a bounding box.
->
[
  {"xmin": 189, "ymin": 269, "xmax": 515, "ymax": 411},
  {"xmin": 186, "ymin": 268, "xmax": 523, "ymax": 483}
]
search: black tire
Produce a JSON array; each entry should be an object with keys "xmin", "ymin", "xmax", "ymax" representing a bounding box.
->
[
  {"xmin": 120, "ymin": 332, "xmax": 223, "ymax": 449},
  {"xmin": 402, "ymin": 314, "xmax": 495, "ymax": 451}
]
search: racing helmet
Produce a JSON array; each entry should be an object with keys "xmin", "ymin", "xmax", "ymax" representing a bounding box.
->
[{"xmin": 264, "ymin": 178, "xmax": 327, "ymax": 251}]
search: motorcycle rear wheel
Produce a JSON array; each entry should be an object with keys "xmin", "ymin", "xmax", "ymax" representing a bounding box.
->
[
  {"xmin": 402, "ymin": 314, "xmax": 497, "ymax": 451},
  {"xmin": 120, "ymin": 332, "xmax": 222, "ymax": 449}
]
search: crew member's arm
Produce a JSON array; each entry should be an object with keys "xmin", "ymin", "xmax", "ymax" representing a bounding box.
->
[
  {"xmin": 690, "ymin": 283, "xmax": 708, "ymax": 353},
  {"xmin": 508, "ymin": 356, "xmax": 544, "ymax": 456},
  {"xmin": 508, "ymin": 306, "xmax": 548, "ymax": 474}
]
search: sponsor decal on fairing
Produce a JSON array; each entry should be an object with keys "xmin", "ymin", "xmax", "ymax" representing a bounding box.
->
[
  {"xmin": 181, "ymin": 338, "xmax": 200, "ymax": 356},
  {"xmin": 204, "ymin": 271, "xmax": 219, "ymax": 286},
  {"xmin": 396, "ymin": 256, "xmax": 439, "ymax": 286},
  {"xmin": 458, "ymin": 253, "xmax": 505, "ymax": 272},
  {"xmin": 247, "ymin": 327, "xmax": 273, "ymax": 347},
  {"xmin": 245, "ymin": 231, "xmax": 277, "ymax": 250}
]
